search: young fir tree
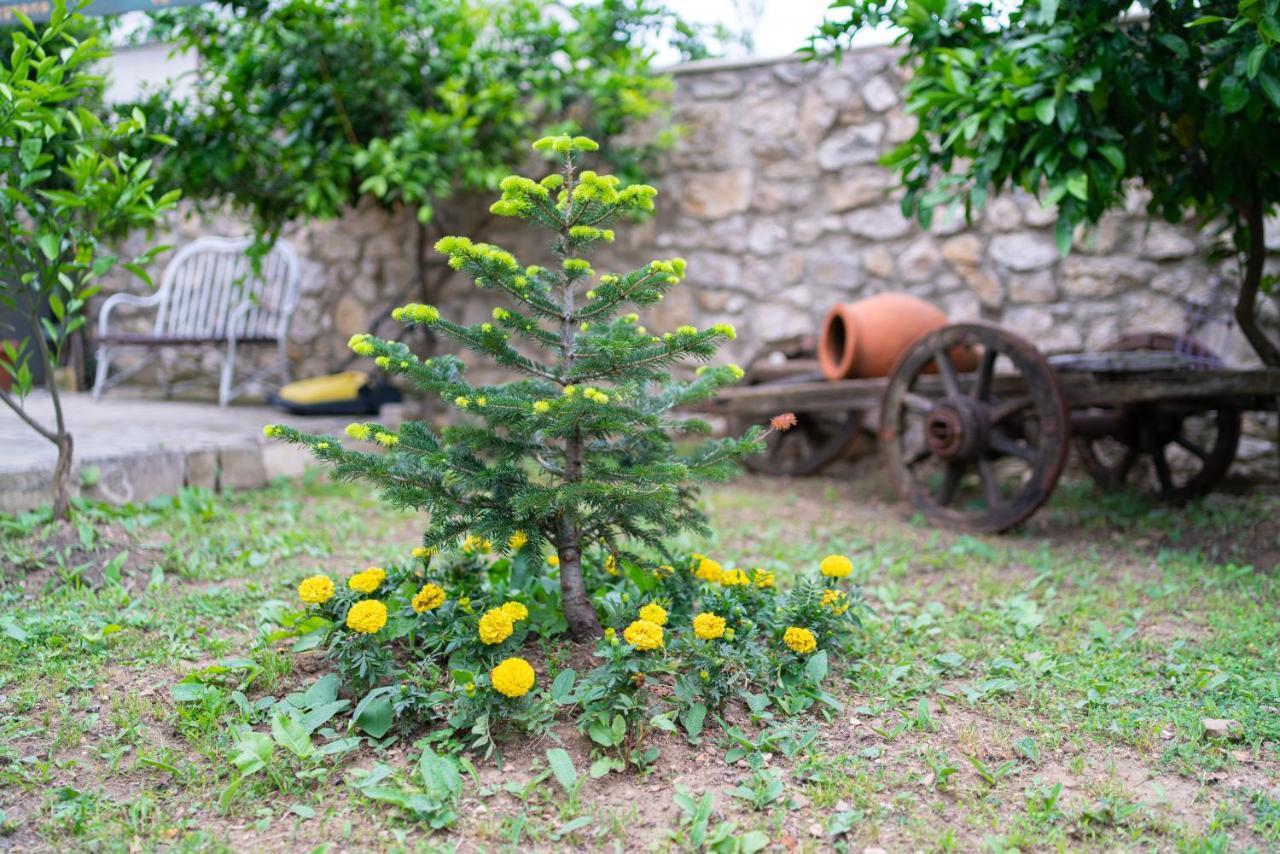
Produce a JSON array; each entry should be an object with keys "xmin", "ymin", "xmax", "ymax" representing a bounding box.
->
[{"xmin": 267, "ymin": 135, "xmax": 763, "ymax": 639}]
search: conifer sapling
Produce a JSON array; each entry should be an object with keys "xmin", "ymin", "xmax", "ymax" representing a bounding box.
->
[{"xmin": 266, "ymin": 135, "xmax": 763, "ymax": 639}]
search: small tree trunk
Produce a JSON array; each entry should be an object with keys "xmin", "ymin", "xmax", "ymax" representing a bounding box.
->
[
  {"xmin": 557, "ymin": 513, "xmax": 602, "ymax": 640},
  {"xmin": 51, "ymin": 431, "xmax": 73, "ymax": 521},
  {"xmin": 1235, "ymin": 191, "xmax": 1280, "ymax": 367}
]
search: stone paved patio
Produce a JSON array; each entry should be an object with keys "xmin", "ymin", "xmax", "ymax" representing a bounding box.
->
[{"xmin": 0, "ymin": 392, "xmax": 395, "ymax": 513}]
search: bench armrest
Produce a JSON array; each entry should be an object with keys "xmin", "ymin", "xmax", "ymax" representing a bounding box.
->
[{"xmin": 97, "ymin": 291, "xmax": 164, "ymax": 337}]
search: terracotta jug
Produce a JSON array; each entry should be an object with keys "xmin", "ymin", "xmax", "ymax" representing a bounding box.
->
[{"xmin": 818, "ymin": 293, "xmax": 972, "ymax": 380}]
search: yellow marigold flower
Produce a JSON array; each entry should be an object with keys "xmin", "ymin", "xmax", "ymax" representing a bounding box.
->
[
  {"xmin": 412, "ymin": 583, "xmax": 446, "ymax": 613},
  {"xmin": 821, "ymin": 589, "xmax": 850, "ymax": 615},
  {"xmin": 347, "ymin": 567, "xmax": 386, "ymax": 594},
  {"xmin": 297, "ymin": 575, "xmax": 334, "ymax": 605},
  {"xmin": 463, "ymin": 534, "xmax": 492, "ymax": 554},
  {"xmin": 500, "ymin": 601, "xmax": 529, "ymax": 622},
  {"xmin": 508, "ymin": 531, "xmax": 528, "ymax": 550},
  {"xmin": 547, "ymin": 554, "xmax": 560, "ymax": 568},
  {"xmin": 695, "ymin": 557, "xmax": 723, "ymax": 584},
  {"xmin": 783, "ymin": 626, "xmax": 817, "ymax": 654},
  {"xmin": 490, "ymin": 657, "xmax": 536, "ymax": 698},
  {"xmin": 753, "ymin": 568, "xmax": 775, "ymax": 589},
  {"xmin": 638, "ymin": 603, "xmax": 667, "ymax": 626},
  {"xmin": 820, "ymin": 554, "xmax": 853, "ymax": 579},
  {"xmin": 346, "ymin": 600, "xmax": 388, "ymax": 634},
  {"xmin": 412, "ymin": 546, "xmax": 434, "ymax": 559},
  {"xmin": 623, "ymin": 619, "xmax": 664, "ymax": 651},
  {"xmin": 693, "ymin": 612, "xmax": 726, "ymax": 640},
  {"xmin": 478, "ymin": 608, "xmax": 515, "ymax": 645},
  {"xmin": 719, "ymin": 569, "xmax": 750, "ymax": 587}
]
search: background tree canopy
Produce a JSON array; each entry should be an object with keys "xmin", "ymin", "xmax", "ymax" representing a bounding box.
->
[
  {"xmin": 809, "ymin": 0, "xmax": 1280, "ymax": 365},
  {"xmin": 127, "ymin": 0, "xmax": 708, "ymax": 308}
]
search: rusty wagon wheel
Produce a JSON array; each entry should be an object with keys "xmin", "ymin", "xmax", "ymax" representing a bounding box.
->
[
  {"xmin": 879, "ymin": 322, "xmax": 1071, "ymax": 533},
  {"xmin": 1074, "ymin": 332, "xmax": 1241, "ymax": 502}
]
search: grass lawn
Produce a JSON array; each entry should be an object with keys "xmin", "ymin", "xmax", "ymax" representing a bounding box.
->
[{"xmin": 1, "ymin": 465, "xmax": 1278, "ymax": 852}]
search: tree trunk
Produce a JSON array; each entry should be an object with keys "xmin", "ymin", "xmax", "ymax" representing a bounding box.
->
[
  {"xmin": 1236, "ymin": 191, "xmax": 1280, "ymax": 367},
  {"xmin": 557, "ymin": 512, "xmax": 602, "ymax": 640},
  {"xmin": 51, "ymin": 431, "xmax": 73, "ymax": 521}
]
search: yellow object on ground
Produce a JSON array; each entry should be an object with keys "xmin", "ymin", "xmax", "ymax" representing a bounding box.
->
[{"xmin": 277, "ymin": 371, "xmax": 368, "ymax": 405}]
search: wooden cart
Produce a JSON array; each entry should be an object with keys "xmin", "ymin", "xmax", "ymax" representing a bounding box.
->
[{"xmin": 700, "ymin": 322, "xmax": 1280, "ymax": 533}]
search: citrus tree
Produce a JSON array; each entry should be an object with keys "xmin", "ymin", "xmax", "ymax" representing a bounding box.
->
[
  {"xmin": 809, "ymin": 0, "xmax": 1280, "ymax": 365},
  {"xmin": 0, "ymin": 1, "xmax": 178, "ymax": 520}
]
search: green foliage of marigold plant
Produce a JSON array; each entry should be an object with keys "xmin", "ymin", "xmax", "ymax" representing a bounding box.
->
[{"xmin": 267, "ymin": 135, "xmax": 765, "ymax": 639}]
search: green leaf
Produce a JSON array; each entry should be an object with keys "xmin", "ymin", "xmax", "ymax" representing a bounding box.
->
[
  {"xmin": 682, "ymin": 703, "xmax": 707, "ymax": 740},
  {"xmin": 1098, "ymin": 144, "xmax": 1126, "ymax": 173},
  {"xmin": 231, "ymin": 731, "xmax": 274, "ymax": 776},
  {"xmin": 270, "ymin": 711, "xmax": 314, "ymax": 759},
  {"xmin": 804, "ymin": 650, "xmax": 829, "ymax": 684},
  {"xmin": 1247, "ymin": 43, "xmax": 1267, "ymax": 79},
  {"xmin": 1033, "ymin": 98, "xmax": 1056, "ymax": 125},
  {"xmin": 353, "ymin": 690, "xmax": 395, "ymax": 738},
  {"xmin": 1065, "ymin": 172, "xmax": 1089, "ymax": 201},
  {"xmin": 1259, "ymin": 72, "xmax": 1280, "ymax": 107},
  {"xmin": 1221, "ymin": 77, "xmax": 1249, "ymax": 113},
  {"xmin": 37, "ymin": 232, "xmax": 60, "ymax": 261},
  {"xmin": 545, "ymin": 748, "xmax": 577, "ymax": 792},
  {"xmin": 418, "ymin": 746, "xmax": 462, "ymax": 802},
  {"xmin": 550, "ymin": 668, "xmax": 576, "ymax": 704}
]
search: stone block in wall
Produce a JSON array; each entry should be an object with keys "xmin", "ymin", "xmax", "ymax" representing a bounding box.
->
[
  {"xmin": 685, "ymin": 251, "xmax": 742, "ymax": 289},
  {"xmin": 1139, "ymin": 224, "xmax": 1199, "ymax": 260},
  {"xmin": 681, "ymin": 170, "xmax": 753, "ymax": 220},
  {"xmin": 824, "ymin": 170, "xmax": 892, "ymax": 212},
  {"xmin": 899, "ymin": 237, "xmax": 942, "ymax": 283},
  {"xmin": 1002, "ymin": 306, "xmax": 1082, "ymax": 352},
  {"xmin": 684, "ymin": 71, "xmax": 743, "ymax": 100},
  {"xmin": 988, "ymin": 232, "xmax": 1059, "ymax": 271},
  {"xmin": 1061, "ymin": 256, "xmax": 1159, "ymax": 297},
  {"xmin": 1073, "ymin": 211, "xmax": 1128, "ymax": 255},
  {"xmin": 941, "ymin": 234, "xmax": 983, "ymax": 267},
  {"xmin": 958, "ymin": 266, "xmax": 1004, "ymax": 308},
  {"xmin": 863, "ymin": 246, "xmax": 895, "ymax": 280},
  {"xmin": 817, "ymin": 123, "xmax": 885, "ymax": 170},
  {"xmin": 798, "ymin": 90, "xmax": 837, "ymax": 143},
  {"xmin": 984, "ymin": 197, "xmax": 1024, "ymax": 231},
  {"xmin": 1007, "ymin": 270, "xmax": 1058, "ymax": 304},
  {"xmin": 860, "ymin": 75, "xmax": 899, "ymax": 112},
  {"xmin": 845, "ymin": 204, "xmax": 913, "ymax": 240}
]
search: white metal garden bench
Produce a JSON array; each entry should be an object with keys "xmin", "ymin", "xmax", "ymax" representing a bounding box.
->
[{"xmin": 93, "ymin": 236, "xmax": 301, "ymax": 407}]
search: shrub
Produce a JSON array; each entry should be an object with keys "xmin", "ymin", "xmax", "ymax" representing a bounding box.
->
[{"xmin": 267, "ymin": 134, "xmax": 766, "ymax": 638}]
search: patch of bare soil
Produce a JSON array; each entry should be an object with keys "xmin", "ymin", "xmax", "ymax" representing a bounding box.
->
[{"xmin": 0, "ymin": 520, "xmax": 158, "ymax": 594}]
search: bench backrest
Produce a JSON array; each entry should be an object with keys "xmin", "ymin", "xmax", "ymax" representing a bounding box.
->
[{"xmin": 153, "ymin": 236, "xmax": 301, "ymax": 340}]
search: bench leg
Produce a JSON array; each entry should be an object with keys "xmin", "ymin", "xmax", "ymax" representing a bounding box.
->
[
  {"xmin": 219, "ymin": 338, "xmax": 238, "ymax": 407},
  {"xmin": 92, "ymin": 346, "xmax": 111, "ymax": 399}
]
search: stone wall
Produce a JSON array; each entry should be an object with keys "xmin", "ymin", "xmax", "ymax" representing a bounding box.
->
[{"xmin": 97, "ymin": 47, "xmax": 1278, "ymax": 469}]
